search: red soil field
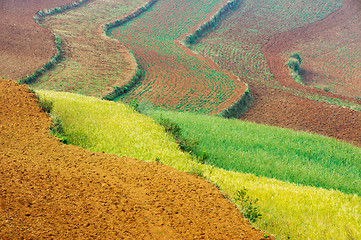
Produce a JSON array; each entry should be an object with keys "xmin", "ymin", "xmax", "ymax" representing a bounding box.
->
[
  {"xmin": 278, "ymin": 0, "xmax": 361, "ymax": 98},
  {"xmin": 0, "ymin": 78, "xmax": 272, "ymax": 239},
  {"xmin": 251, "ymin": 0, "xmax": 361, "ymax": 146},
  {"xmin": 0, "ymin": 0, "xmax": 76, "ymax": 80}
]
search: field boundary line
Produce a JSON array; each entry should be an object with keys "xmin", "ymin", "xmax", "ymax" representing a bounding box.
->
[
  {"xmin": 177, "ymin": 0, "xmax": 251, "ymax": 118},
  {"xmin": 33, "ymin": 0, "xmax": 92, "ymax": 24},
  {"xmin": 101, "ymin": 0, "xmax": 159, "ymax": 101}
]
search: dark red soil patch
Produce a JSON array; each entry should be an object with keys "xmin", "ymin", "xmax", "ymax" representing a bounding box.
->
[
  {"xmin": 276, "ymin": 0, "xmax": 361, "ymax": 98},
  {"xmin": 0, "ymin": 78, "xmax": 271, "ymax": 239},
  {"xmin": 0, "ymin": 0, "xmax": 75, "ymax": 80},
  {"xmin": 240, "ymin": 0, "xmax": 361, "ymax": 147}
]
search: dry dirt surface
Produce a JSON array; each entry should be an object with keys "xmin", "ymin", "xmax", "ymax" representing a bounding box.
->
[
  {"xmin": 0, "ymin": 78, "xmax": 272, "ymax": 239},
  {"xmin": 241, "ymin": 0, "xmax": 361, "ymax": 147},
  {"xmin": 0, "ymin": 0, "xmax": 76, "ymax": 80}
]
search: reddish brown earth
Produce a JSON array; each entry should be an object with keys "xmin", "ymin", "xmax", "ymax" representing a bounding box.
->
[
  {"xmin": 278, "ymin": 0, "xmax": 361, "ymax": 98},
  {"xmin": 241, "ymin": 0, "xmax": 361, "ymax": 147},
  {"xmin": 0, "ymin": 78, "xmax": 272, "ymax": 239},
  {"xmin": 0, "ymin": 0, "xmax": 76, "ymax": 80}
]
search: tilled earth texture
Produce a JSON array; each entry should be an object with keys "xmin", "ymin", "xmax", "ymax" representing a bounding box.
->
[
  {"xmin": 0, "ymin": 0, "xmax": 75, "ymax": 80},
  {"xmin": 0, "ymin": 79, "xmax": 272, "ymax": 239}
]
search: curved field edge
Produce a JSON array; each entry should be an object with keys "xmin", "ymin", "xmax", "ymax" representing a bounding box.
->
[
  {"xmin": 268, "ymin": 0, "xmax": 361, "ymax": 99},
  {"xmin": 27, "ymin": 0, "xmax": 144, "ymax": 98},
  {"xmin": 37, "ymin": 90, "xmax": 361, "ymax": 239},
  {"xmin": 260, "ymin": 2, "xmax": 361, "ymax": 111}
]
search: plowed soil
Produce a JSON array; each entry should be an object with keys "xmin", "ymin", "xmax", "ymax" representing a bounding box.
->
[
  {"xmin": 0, "ymin": 0, "xmax": 75, "ymax": 80},
  {"xmin": 0, "ymin": 78, "xmax": 271, "ymax": 239},
  {"xmin": 241, "ymin": 0, "xmax": 361, "ymax": 147}
]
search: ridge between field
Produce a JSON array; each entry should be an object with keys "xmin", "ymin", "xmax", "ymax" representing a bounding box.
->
[{"xmin": 175, "ymin": 0, "xmax": 251, "ymax": 117}]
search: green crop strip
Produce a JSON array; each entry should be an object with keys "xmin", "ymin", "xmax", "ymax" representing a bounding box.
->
[{"xmin": 151, "ymin": 110, "xmax": 361, "ymax": 196}]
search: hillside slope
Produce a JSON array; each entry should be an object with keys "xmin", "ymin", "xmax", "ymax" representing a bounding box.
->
[{"xmin": 0, "ymin": 78, "xmax": 271, "ymax": 239}]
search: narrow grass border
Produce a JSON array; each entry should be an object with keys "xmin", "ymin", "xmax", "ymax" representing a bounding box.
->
[
  {"xmin": 219, "ymin": 83, "xmax": 252, "ymax": 118},
  {"xmin": 19, "ymin": 32, "xmax": 62, "ymax": 85},
  {"xmin": 182, "ymin": 0, "xmax": 241, "ymax": 46},
  {"xmin": 102, "ymin": 0, "xmax": 159, "ymax": 35}
]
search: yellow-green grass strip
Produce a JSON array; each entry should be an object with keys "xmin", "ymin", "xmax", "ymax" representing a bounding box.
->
[{"xmin": 37, "ymin": 90, "xmax": 361, "ymax": 239}]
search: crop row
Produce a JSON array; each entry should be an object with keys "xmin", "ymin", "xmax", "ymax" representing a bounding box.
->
[{"xmin": 110, "ymin": 0, "xmax": 247, "ymax": 114}]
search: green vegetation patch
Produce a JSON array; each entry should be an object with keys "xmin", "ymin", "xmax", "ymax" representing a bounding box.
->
[{"xmin": 151, "ymin": 110, "xmax": 361, "ymax": 196}]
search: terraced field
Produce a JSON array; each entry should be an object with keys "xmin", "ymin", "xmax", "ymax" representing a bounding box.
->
[
  {"xmin": 2, "ymin": 0, "xmax": 361, "ymax": 239},
  {"xmin": 27, "ymin": 0, "xmax": 146, "ymax": 98},
  {"xmin": 110, "ymin": 0, "xmax": 246, "ymax": 113}
]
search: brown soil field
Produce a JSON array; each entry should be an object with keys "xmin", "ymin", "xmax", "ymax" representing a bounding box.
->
[
  {"xmin": 0, "ymin": 78, "xmax": 271, "ymax": 239},
  {"xmin": 0, "ymin": 0, "xmax": 76, "ymax": 80}
]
